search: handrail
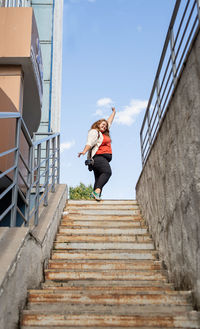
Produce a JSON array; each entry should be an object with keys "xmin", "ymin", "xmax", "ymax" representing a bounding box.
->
[
  {"xmin": 0, "ymin": 111, "xmax": 60, "ymax": 226},
  {"xmin": 140, "ymin": 0, "xmax": 200, "ymax": 166}
]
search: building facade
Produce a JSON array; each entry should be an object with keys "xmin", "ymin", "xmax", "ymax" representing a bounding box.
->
[
  {"xmin": 0, "ymin": 0, "xmax": 63, "ymax": 226},
  {"xmin": 0, "ymin": 0, "xmax": 63, "ymax": 134}
]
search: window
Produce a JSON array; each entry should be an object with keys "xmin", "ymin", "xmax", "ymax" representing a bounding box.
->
[{"xmin": 0, "ymin": 0, "xmax": 31, "ymax": 7}]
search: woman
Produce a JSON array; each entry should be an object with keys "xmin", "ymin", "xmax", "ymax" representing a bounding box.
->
[{"xmin": 78, "ymin": 107, "xmax": 116, "ymax": 201}]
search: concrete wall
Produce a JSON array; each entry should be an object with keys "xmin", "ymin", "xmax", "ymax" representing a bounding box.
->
[
  {"xmin": 136, "ymin": 30, "xmax": 200, "ymax": 309},
  {"xmin": 0, "ymin": 184, "xmax": 67, "ymax": 329}
]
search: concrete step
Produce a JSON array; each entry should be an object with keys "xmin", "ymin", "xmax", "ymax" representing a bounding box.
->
[
  {"xmin": 55, "ymin": 234, "xmax": 152, "ymax": 243},
  {"xmin": 53, "ymin": 241, "xmax": 155, "ymax": 250},
  {"xmin": 67, "ymin": 209, "xmax": 140, "ymax": 216},
  {"xmin": 27, "ymin": 290, "xmax": 192, "ymax": 305},
  {"xmin": 62, "ymin": 215, "xmax": 142, "ymax": 221},
  {"xmin": 29, "ymin": 285, "xmax": 177, "ymax": 294},
  {"xmin": 42, "ymin": 279, "xmax": 174, "ymax": 289},
  {"xmin": 21, "ymin": 311, "xmax": 200, "ymax": 327},
  {"xmin": 48, "ymin": 260, "xmax": 161, "ymax": 270},
  {"xmin": 60, "ymin": 220, "xmax": 145, "ymax": 228},
  {"xmin": 45, "ymin": 269, "xmax": 167, "ymax": 281},
  {"xmin": 21, "ymin": 326, "xmax": 198, "ymax": 329},
  {"xmin": 51, "ymin": 250, "xmax": 158, "ymax": 260},
  {"xmin": 23, "ymin": 304, "xmax": 193, "ymax": 314},
  {"xmin": 58, "ymin": 227, "xmax": 148, "ymax": 235},
  {"xmin": 21, "ymin": 325, "xmax": 197, "ymax": 329}
]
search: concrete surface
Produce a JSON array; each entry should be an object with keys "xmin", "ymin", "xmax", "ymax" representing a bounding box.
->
[
  {"xmin": 0, "ymin": 184, "xmax": 67, "ymax": 329},
  {"xmin": 136, "ymin": 29, "xmax": 200, "ymax": 309}
]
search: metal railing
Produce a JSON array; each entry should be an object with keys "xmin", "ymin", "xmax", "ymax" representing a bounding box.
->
[
  {"xmin": 140, "ymin": 0, "xmax": 200, "ymax": 166},
  {"xmin": 0, "ymin": 112, "xmax": 60, "ymax": 227}
]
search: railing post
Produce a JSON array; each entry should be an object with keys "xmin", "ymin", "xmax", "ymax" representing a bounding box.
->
[
  {"xmin": 10, "ymin": 116, "xmax": 21, "ymax": 227},
  {"xmin": 25, "ymin": 145, "xmax": 33, "ymax": 225},
  {"xmin": 34, "ymin": 144, "xmax": 41, "ymax": 226},
  {"xmin": 57, "ymin": 134, "xmax": 60, "ymax": 184},
  {"xmin": 44, "ymin": 140, "xmax": 50, "ymax": 206},
  {"xmin": 147, "ymin": 108, "xmax": 152, "ymax": 148},
  {"xmin": 51, "ymin": 137, "xmax": 56, "ymax": 193},
  {"xmin": 196, "ymin": 0, "xmax": 200, "ymax": 23},
  {"xmin": 140, "ymin": 131, "xmax": 144, "ymax": 167},
  {"xmin": 156, "ymin": 78, "xmax": 162, "ymax": 124},
  {"xmin": 170, "ymin": 28, "xmax": 177, "ymax": 86}
]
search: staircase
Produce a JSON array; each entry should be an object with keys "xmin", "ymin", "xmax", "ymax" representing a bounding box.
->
[{"xmin": 21, "ymin": 200, "xmax": 200, "ymax": 328}]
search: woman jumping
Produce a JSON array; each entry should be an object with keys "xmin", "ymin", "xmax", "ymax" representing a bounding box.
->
[{"xmin": 78, "ymin": 107, "xmax": 116, "ymax": 201}]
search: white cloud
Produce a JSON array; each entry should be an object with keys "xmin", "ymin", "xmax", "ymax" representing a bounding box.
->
[
  {"xmin": 60, "ymin": 140, "xmax": 75, "ymax": 153},
  {"xmin": 93, "ymin": 109, "xmax": 104, "ymax": 116},
  {"xmin": 96, "ymin": 97, "xmax": 113, "ymax": 107},
  {"xmin": 115, "ymin": 99, "xmax": 147, "ymax": 126}
]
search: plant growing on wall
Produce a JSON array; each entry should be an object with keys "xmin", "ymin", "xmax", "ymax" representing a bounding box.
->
[{"xmin": 69, "ymin": 182, "xmax": 93, "ymax": 200}]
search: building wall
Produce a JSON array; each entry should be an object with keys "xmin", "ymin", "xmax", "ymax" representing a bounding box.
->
[
  {"xmin": 136, "ymin": 30, "xmax": 200, "ymax": 309},
  {"xmin": 32, "ymin": 0, "xmax": 63, "ymax": 134},
  {"xmin": 0, "ymin": 0, "xmax": 63, "ymax": 134},
  {"xmin": 51, "ymin": 0, "xmax": 63, "ymax": 132}
]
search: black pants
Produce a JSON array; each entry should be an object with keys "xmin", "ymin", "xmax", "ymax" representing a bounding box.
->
[{"xmin": 93, "ymin": 154, "xmax": 112, "ymax": 192}]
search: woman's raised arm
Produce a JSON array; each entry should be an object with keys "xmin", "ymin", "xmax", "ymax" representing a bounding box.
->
[{"xmin": 107, "ymin": 107, "xmax": 116, "ymax": 127}]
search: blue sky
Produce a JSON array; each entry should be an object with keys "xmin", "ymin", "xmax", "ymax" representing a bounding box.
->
[{"xmin": 60, "ymin": 0, "xmax": 176, "ymax": 199}]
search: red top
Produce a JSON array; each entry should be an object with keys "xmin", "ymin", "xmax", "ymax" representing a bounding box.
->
[{"xmin": 96, "ymin": 134, "xmax": 112, "ymax": 155}]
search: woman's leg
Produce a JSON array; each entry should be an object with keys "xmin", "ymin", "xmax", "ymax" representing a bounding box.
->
[
  {"xmin": 93, "ymin": 155, "xmax": 112, "ymax": 192},
  {"xmin": 93, "ymin": 170, "xmax": 100, "ymax": 191}
]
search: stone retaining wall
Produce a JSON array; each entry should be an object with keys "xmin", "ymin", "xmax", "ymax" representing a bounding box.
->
[
  {"xmin": 136, "ymin": 30, "xmax": 200, "ymax": 309},
  {"xmin": 0, "ymin": 184, "xmax": 67, "ymax": 329}
]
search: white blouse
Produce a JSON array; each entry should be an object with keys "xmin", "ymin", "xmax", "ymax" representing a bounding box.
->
[{"xmin": 86, "ymin": 129, "xmax": 103, "ymax": 159}]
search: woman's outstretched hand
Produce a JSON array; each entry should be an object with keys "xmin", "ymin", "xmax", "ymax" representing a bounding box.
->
[
  {"xmin": 107, "ymin": 107, "xmax": 116, "ymax": 126},
  {"xmin": 78, "ymin": 145, "xmax": 91, "ymax": 157}
]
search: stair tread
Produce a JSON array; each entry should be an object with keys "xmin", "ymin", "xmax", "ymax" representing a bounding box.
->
[
  {"xmin": 42, "ymin": 280, "xmax": 174, "ymax": 288},
  {"xmin": 21, "ymin": 311, "xmax": 200, "ymax": 326},
  {"xmin": 29, "ymin": 288, "xmax": 184, "ymax": 294},
  {"xmin": 63, "ymin": 216, "xmax": 142, "ymax": 221},
  {"xmin": 47, "ymin": 260, "xmax": 161, "ymax": 270},
  {"xmin": 23, "ymin": 304, "xmax": 194, "ymax": 314}
]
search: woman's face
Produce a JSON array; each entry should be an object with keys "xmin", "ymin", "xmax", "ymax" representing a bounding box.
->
[{"xmin": 99, "ymin": 121, "xmax": 107, "ymax": 133}]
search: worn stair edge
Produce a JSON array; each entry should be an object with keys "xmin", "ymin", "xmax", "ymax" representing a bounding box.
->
[
  {"xmin": 29, "ymin": 287, "xmax": 189, "ymax": 295},
  {"xmin": 41, "ymin": 279, "xmax": 174, "ymax": 288},
  {"xmin": 51, "ymin": 250, "xmax": 158, "ymax": 260},
  {"xmin": 55, "ymin": 234, "xmax": 153, "ymax": 242},
  {"xmin": 18, "ymin": 325, "xmax": 200, "ymax": 329},
  {"xmin": 58, "ymin": 228, "xmax": 149, "ymax": 235},
  {"xmin": 27, "ymin": 292, "xmax": 192, "ymax": 305},
  {"xmin": 47, "ymin": 260, "xmax": 161, "ymax": 270},
  {"xmin": 53, "ymin": 242, "xmax": 155, "ymax": 250},
  {"xmin": 21, "ymin": 312, "xmax": 200, "ymax": 327},
  {"xmin": 44, "ymin": 271, "xmax": 167, "ymax": 282}
]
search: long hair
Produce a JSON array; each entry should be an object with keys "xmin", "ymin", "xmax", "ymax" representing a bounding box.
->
[{"xmin": 91, "ymin": 119, "xmax": 110, "ymax": 137}]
